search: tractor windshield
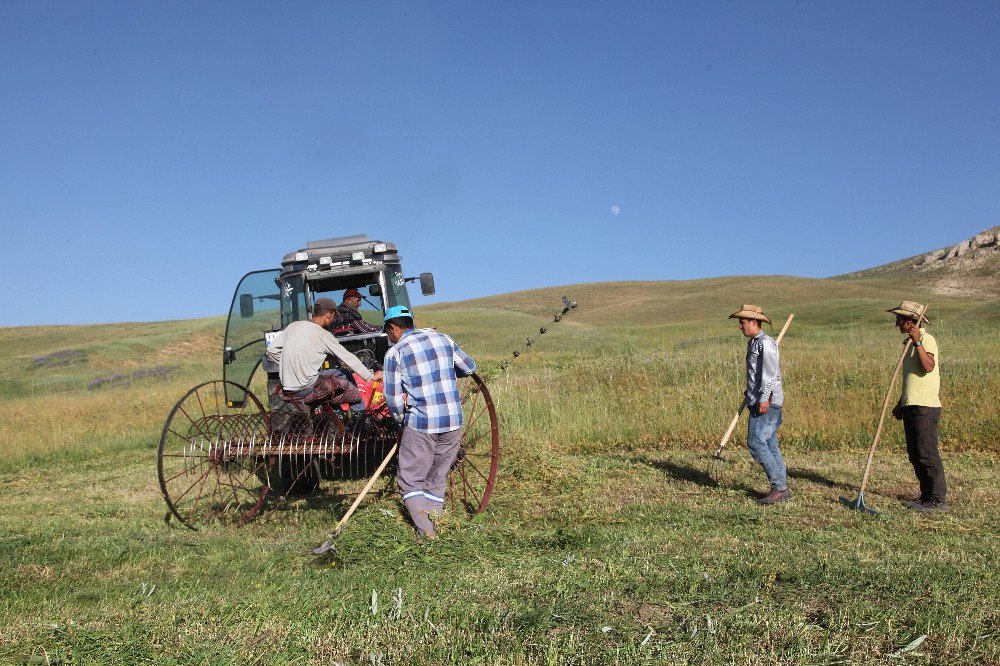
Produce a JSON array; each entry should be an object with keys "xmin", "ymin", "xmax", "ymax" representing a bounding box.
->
[
  {"xmin": 298, "ymin": 266, "xmax": 411, "ymax": 329},
  {"xmin": 308, "ymin": 271, "xmax": 387, "ymax": 329}
]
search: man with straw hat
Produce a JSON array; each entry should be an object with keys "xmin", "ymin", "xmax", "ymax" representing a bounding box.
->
[
  {"xmin": 887, "ymin": 301, "xmax": 946, "ymax": 512},
  {"xmin": 730, "ymin": 304, "xmax": 790, "ymax": 505}
]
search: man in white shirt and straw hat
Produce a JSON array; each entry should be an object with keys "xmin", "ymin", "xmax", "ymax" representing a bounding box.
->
[
  {"xmin": 887, "ymin": 300, "xmax": 946, "ymax": 512},
  {"xmin": 730, "ymin": 304, "xmax": 790, "ymax": 505}
]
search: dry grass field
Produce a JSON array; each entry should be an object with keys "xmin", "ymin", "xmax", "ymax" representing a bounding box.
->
[{"xmin": 1, "ymin": 274, "xmax": 998, "ymax": 664}]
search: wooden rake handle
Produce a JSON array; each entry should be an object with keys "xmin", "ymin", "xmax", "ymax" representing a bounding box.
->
[
  {"xmin": 714, "ymin": 314, "xmax": 794, "ymax": 456},
  {"xmin": 856, "ymin": 304, "xmax": 930, "ymax": 496},
  {"xmin": 334, "ymin": 442, "xmax": 398, "ymax": 535}
]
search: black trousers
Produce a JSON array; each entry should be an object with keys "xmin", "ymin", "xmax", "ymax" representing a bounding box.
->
[{"xmin": 902, "ymin": 406, "xmax": 946, "ymax": 503}]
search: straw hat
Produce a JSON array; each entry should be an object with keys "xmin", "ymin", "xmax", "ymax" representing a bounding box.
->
[
  {"xmin": 887, "ymin": 300, "xmax": 930, "ymax": 324},
  {"xmin": 728, "ymin": 304, "xmax": 771, "ymax": 325}
]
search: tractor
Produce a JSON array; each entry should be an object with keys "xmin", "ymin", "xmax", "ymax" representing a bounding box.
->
[{"xmin": 157, "ymin": 234, "xmax": 499, "ymax": 529}]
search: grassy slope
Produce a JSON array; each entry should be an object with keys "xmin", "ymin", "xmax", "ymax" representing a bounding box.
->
[{"xmin": 1, "ymin": 276, "xmax": 999, "ymax": 664}]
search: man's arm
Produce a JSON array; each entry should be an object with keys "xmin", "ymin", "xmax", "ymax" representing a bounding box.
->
[
  {"xmin": 382, "ymin": 352, "xmax": 406, "ymax": 422},
  {"xmin": 917, "ymin": 349, "xmax": 936, "ymax": 373},
  {"xmin": 907, "ymin": 328, "xmax": 936, "ymax": 373},
  {"xmin": 452, "ymin": 339, "xmax": 476, "ymax": 377},
  {"xmin": 351, "ymin": 315, "xmax": 381, "ymax": 334},
  {"xmin": 265, "ymin": 330, "xmax": 285, "ymax": 364}
]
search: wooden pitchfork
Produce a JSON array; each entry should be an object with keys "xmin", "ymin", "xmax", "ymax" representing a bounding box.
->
[
  {"xmin": 714, "ymin": 314, "xmax": 795, "ymax": 458},
  {"xmin": 839, "ymin": 304, "xmax": 929, "ymax": 515}
]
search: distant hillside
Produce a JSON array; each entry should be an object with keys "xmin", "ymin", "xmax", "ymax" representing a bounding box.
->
[
  {"xmin": 430, "ymin": 227, "xmax": 999, "ymax": 327},
  {"xmin": 4, "ymin": 225, "xmax": 999, "ymax": 399},
  {"xmin": 427, "ymin": 274, "xmax": 997, "ymax": 331},
  {"xmin": 836, "ymin": 226, "xmax": 1000, "ymax": 296}
]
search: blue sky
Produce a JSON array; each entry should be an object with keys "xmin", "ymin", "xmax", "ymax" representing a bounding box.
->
[{"xmin": 2, "ymin": 1, "xmax": 998, "ymax": 326}]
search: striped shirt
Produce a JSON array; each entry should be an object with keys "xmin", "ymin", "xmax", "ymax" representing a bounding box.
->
[
  {"xmin": 329, "ymin": 304, "xmax": 381, "ymax": 335},
  {"xmin": 745, "ymin": 331, "xmax": 784, "ymax": 408},
  {"xmin": 383, "ymin": 328, "xmax": 476, "ymax": 433}
]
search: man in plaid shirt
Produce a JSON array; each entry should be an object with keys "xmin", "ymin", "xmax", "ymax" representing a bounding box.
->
[{"xmin": 382, "ymin": 305, "xmax": 476, "ymax": 538}]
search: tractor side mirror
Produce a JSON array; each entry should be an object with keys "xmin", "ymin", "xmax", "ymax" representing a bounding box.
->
[
  {"xmin": 368, "ymin": 284, "xmax": 382, "ymax": 297},
  {"xmin": 420, "ymin": 272, "xmax": 435, "ymax": 296},
  {"xmin": 239, "ymin": 294, "xmax": 254, "ymax": 318}
]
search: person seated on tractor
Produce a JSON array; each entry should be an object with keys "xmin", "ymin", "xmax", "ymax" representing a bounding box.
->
[
  {"xmin": 266, "ymin": 298, "xmax": 383, "ymax": 409},
  {"xmin": 327, "ymin": 288, "xmax": 381, "ymax": 336}
]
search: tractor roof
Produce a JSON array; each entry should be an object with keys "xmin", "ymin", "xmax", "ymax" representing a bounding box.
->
[{"xmin": 280, "ymin": 234, "xmax": 401, "ymax": 276}]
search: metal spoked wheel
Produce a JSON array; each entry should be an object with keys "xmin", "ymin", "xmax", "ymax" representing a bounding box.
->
[
  {"xmin": 449, "ymin": 372, "xmax": 500, "ymax": 514},
  {"xmin": 157, "ymin": 380, "xmax": 270, "ymax": 529}
]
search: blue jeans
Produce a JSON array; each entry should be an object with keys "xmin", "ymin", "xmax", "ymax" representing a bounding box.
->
[{"xmin": 747, "ymin": 404, "xmax": 787, "ymax": 490}]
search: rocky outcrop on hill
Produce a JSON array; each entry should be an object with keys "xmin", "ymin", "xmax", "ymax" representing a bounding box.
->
[
  {"xmin": 913, "ymin": 227, "xmax": 1000, "ymax": 270},
  {"xmin": 841, "ymin": 225, "xmax": 1000, "ymax": 296}
]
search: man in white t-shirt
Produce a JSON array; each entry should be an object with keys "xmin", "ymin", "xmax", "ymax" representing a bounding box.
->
[{"xmin": 266, "ymin": 298, "xmax": 382, "ymax": 406}]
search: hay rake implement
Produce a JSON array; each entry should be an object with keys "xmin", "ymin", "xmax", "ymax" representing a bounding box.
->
[
  {"xmin": 158, "ymin": 374, "xmax": 497, "ymax": 529},
  {"xmin": 157, "ymin": 234, "xmax": 573, "ymax": 530}
]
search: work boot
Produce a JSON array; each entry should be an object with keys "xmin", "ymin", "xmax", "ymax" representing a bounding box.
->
[
  {"xmin": 757, "ymin": 488, "xmax": 792, "ymax": 505},
  {"xmin": 403, "ymin": 497, "xmax": 436, "ymax": 535},
  {"xmin": 906, "ymin": 500, "xmax": 947, "ymax": 512}
]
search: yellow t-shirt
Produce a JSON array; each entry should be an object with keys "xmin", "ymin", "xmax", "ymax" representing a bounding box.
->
[{"xmin": 900, "ymin": 329, "xmax": 941, "ymax": 407}]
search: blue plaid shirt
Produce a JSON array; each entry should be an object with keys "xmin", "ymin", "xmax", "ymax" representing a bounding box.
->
[{"xmin": 383, "ymin": 328, "xmax": 476, "ymax": 433}]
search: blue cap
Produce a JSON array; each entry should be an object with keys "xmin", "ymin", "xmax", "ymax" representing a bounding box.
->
[{"xmin": 383, "ymin": 305, "xmax": 413, "ymax": 322}]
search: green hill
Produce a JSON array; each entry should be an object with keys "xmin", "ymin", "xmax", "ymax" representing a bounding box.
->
[{"xmin": 4, "ymin": 223, "xmax": 997, "ymax": 405}]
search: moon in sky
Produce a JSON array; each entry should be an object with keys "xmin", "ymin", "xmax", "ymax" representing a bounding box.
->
[{"xmin": 610, "ymin": 205, "xmax": 620, "ymax": 215}]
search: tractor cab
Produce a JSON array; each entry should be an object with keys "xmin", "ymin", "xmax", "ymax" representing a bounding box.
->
[{"xmin": 222, "ymin": 234, "xmax": 434, "ymax": 406}]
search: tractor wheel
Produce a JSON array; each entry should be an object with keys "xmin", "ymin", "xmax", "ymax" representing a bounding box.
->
[
  {"xmin": 449, "ymin": 372, "xmax": 500, "ymax": 514},
  {"xmin": 157, "ymin": 380, "xmax": 270, "ymax": 529}
]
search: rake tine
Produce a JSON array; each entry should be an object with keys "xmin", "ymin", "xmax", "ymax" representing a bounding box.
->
[{"xmin": 839, "ymin": 492, "xmax": 879, "ymax": 516}]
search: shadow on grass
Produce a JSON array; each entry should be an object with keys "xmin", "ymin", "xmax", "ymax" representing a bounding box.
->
[
  {"xmin": 266, "ymin": 480, "xmax": 398, "ymax": 516},
  {"xmin": 786, "ymin": 467, "xmax": 851, "ymax": 491},
  {"xmin": 632, "ymin": 455, "xmax": 760, "ymax": 498}
]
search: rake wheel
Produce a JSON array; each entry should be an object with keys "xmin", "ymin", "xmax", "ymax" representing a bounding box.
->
[
  {"xmin": 449, "ymin": 373, "xmax": 500, "ymax": 514},
  {"xmin": 157, "ymin": 380, "xmax": 270, "ymax": 529}
]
